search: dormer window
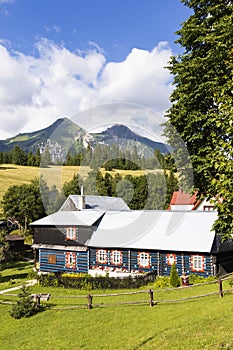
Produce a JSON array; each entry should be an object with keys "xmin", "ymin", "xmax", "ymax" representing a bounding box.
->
[{"xmin": 66, "ymin": 227, "xmax": 77, "ymax": 241}]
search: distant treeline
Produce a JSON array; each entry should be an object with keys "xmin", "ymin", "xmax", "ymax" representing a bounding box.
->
[
  {"xmin": 64, "ymin": 144, "xmax": 175, "ymax": 171},
  {"xmin": 0, "ymin": 144, "xmax": 175, "ymax": 172},
  {"xmin": 0, "ymin": 146, "xmax": 41, "ymax": 167},
  {"xmin": 63, "ymin": 169, "xmax": 178, "ymax": 211}
]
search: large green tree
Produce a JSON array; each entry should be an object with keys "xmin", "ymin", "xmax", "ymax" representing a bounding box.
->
[
  {"xmin": 165, "ymin": 0, "xmax": 233, "ymax": 239},
  {"xmin": 2, "ymin": 178, "xmax": 47, "ymax": 234}
]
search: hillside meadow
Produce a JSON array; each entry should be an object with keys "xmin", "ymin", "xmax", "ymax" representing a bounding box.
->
[
  {"xmin": 0, "ymin": 262, "xmax": 233, "ymax": 349},
  {"xmin": 0, "ymin": 164, "xmax": 162, "ymax": 213}
]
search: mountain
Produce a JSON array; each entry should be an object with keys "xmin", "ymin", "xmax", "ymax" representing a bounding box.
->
[
  {"xmin": 91, "ymin": 124, "xmax": 171, "ymax": 156},
  {"xmin": 0, "ymin": 118, "xmax": 170, "ymax": 162},
  {"xmin": 0, "ymin": 118, "xmax": 93, "ymax": 162}
]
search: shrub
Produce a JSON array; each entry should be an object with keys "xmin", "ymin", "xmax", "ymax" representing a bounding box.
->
[
  {"xmin": 153, "ymin": 276, "xmax": 170, "ymax": 289},
  {"xmin": 169, "ymin": 263, "xmax": 180, "ymax": 287},
  {"xmin": 10, "ymin": 285, "xmax": 37, "ymax": 319},
  {"xmin": 188, "ymin": 274, "xmax": 216, "ymax": 285},
  {"xmin": 39, "ymin": 272, "xmax": 156, "ymax": 290}
]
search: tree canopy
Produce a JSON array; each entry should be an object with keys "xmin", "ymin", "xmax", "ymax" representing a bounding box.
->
[
  {"xmin": 165, "ymin": 0, "xmax": 233, "ymax": 239},
  {"xmin": 2, "ymin": 178, "xmax": 47, "ymax": 233}
]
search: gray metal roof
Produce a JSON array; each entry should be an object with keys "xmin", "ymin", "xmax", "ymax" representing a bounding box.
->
[
  {"xmin": 59, "ymin": 195, "xmax": 130, "ymax": 211},
  {"xmin": 31, "ymin": 210, "xmax": 105, "ymax": 227},
  {"xmin": 89, "ymin": 210, "xmax": 218, "ymax": 253}
]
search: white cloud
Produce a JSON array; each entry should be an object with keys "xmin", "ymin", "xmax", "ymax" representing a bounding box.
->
[
  {"xmin": 44, "ymin": 25, "xmax": 61, "ymax": 33},
  {"xmin": 0, "ymin": 38, "xmax": 173, "ymax": 141}
]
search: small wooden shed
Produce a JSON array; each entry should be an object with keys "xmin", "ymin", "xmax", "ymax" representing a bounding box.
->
[{"xmin": 5, "ymin": 234, "xmax": 25, "ymax": 252}]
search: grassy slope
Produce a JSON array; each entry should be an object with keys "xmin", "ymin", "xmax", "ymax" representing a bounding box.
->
[
  {"xmin": 0, "ymin": 164, "xmax": 162, "ymax": 213},
  {"xmin": 0, "ymin": 164, "xmax": 85, "ymax": 212},
  {"xmin": 0, "ymin": 284, "xmax": 232, "ymax": 349},
  {"xmin": 0, "ymin": 261, "xmax": 232, "ymax": 350}
]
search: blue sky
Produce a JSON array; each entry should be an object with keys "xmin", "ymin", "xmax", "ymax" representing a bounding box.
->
[{"xmin": 0, "ymin": 0, "xmax": 191, "ymax": 140}]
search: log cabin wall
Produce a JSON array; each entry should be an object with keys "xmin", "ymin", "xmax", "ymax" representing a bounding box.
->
[
  {"xmin": 89, "ymin": 248, "xmax": 215, "ymax": 277},
  {"xmin": 89, "ymin": 248, "xmax": 129, "ymax": 272},
  {"xmin": 39, "ymin": 248, "xmax": 88, "ymax": 273}
]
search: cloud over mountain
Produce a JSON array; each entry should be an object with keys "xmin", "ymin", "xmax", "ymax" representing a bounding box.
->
[{"xmin": 0, "ymin": 38, "xmax": 173, "ymax": 140}]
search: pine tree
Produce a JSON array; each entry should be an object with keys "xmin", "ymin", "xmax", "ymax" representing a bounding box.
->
[
  {"xmin": 169, "ymin": 263, "xmax": 180, "ymax": 288},
  {"xmin": 10, "ymin": 285, "xmax": 37, "ymax": 319}
]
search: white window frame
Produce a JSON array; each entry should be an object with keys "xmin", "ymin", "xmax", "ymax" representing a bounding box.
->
[
  {"xmin": 65, "ymin": 252, "xmax": 76, "ymax": 268},
  {"xmin": 97, "ymin": 249, "xmax": 107, "ymax": 263},
  {"xmin": 138, "ymin": 252, "xmax": 150, "ymax": 268},
  {"xmin": 111, "ymin": 250, "xmax": 122, "ymax": 265},
  {"xmin": 166, "ymin": 254, "xmax": 177, "ymax": 266},
  {"xmin": 66, "ymin": 227, "xmax": 76, "ymax": 240},
  {"xmin": 192, "ymin": 255, "xmax": 205, "ymax": 271}
]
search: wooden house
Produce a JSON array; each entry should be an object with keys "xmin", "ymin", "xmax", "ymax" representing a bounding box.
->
[
  {"xmin": 31, "ymin": 204, "xmax": 233, "ymax": 277},
  {"xmin": 168, "ymin": 189, "xmax": 216, "ymax": 211},
  {"xmin": 5, "ymin": 234, "xmax": 25, "ymax": 252},
  {"xmin": 59, "ymin": 194, "xmax": 130, "ymax": 211},
  {"xmin": 88, "ymin": 210, "xmax": 233, "ymax": 277},
  {"xmin": 31, "ymin": 194, "xmax": 129, "ymax": 273},
  {"xmin": 32, "ymin": 210, "xmax": 105, "ymax": 273}
]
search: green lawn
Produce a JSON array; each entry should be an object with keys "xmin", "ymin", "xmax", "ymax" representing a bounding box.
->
[
  {"xmin": 0, "ymin": 261, "xmax": 34, "ymax": 291},
  {"xmin": 0, "ymin": 262, "xmax": 233, "ymax": 349}
]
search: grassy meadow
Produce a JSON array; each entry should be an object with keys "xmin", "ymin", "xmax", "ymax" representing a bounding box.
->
[
  {"xmin": 0, "ymin": 164, "xmax": 162, "ymax": 214},
  {"xmin": 0, "ymin": 262, "xmax": 233, "ymax": 349}
]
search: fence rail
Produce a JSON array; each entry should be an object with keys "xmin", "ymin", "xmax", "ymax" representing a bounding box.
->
[{"xmin": 1, "ymin": 274, "xmax": 233, "ymax": 310}]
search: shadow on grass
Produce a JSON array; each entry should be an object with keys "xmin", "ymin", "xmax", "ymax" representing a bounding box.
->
[
  {"xmin": 0, "ymin": 166, "xmax": 17, "ymax": 170},
  {"xmin": 132, "ymin": 336, "xmax": 155, "ymax": 350},
  {"xmin": 0, "ymin": 272, "xmax": 30, "ymax": 283}
]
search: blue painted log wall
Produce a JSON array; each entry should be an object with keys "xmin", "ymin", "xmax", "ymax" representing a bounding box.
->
[
  {"xmin": 39, "ymin": 249, "xmax": 88, "ymax": 273},
  {"xmin": 89, "ymin": 248, "xmax": 214, "ymax": 277}
]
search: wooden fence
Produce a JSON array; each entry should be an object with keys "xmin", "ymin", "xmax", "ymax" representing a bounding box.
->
[{"xmin": 1, "ymin": 274, "xmax": 233, "ymax": 310}]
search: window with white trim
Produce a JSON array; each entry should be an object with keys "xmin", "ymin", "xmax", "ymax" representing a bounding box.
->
[
  {"xmin": 66, "ymin": 227, "xmax": 76, "ymax": 240},
  {"xmin": 111, "ymin": 250, "xmax": 122, "ymax": 265},
  {"xmin": 138, "ymin": 252, "xmax": 150, "ymax": 268},
  {"xmin": 166, "ymin": 254, "xmax": 177, "ymax": 266},
  {"xmin": 65, "ymin": 252, "xmax": 76, "ymax": 268},
  {"xmin": 191, "ymin": 255, "xmax": 205, "ymax": 272},
  {"xmin": 97, "ymin": 249, "xmax": 107, "ymax": 264}
]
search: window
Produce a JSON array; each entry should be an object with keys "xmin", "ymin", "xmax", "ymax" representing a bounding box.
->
[
  {"xmin": 65, "ymin": 252, "xmax": 76, "ymax": 268},
  {"xmin": 204, "ymin": 206, "xmax": 214, "ymax": 211},
  {"xmin": 138, "ymin": 252, "xmax": 150, "ymax": 268},
  {"xmin": 96, "ymin": 249, "xmax": 107, "ymax": 264},
  {"xmin": 111, "ymin": 250, "xmax": 122, "ymax": 265},
  {"xmin": 166, "ymin": 254, "xmax": 177, "ymax": 266},
  {"xmin": 191, "ymin": 255, "xmax": 205, "ymax": 272},
  {"xmin": 66, "ymin": 227, "xmax": 76, "ymax": 240}
]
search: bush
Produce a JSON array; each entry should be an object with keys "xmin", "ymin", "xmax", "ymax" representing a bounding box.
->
[
  {"xmin": 153, "ymin": 276, "xmax": 170, "ymax": 289},
  {"xmin": 169, "ymin": 263, "xmax": 180, "ymax": 287},
  {"xmin": 38, "ymin": 272, "xmax": 156, "ymax": 290},
  {"xmin": 10, "ymin": 285, "xmax": 38, "ymax": 319},
  {"xmin": 188, "ymin": 274, "xmax": 216, "ymax": 285}
]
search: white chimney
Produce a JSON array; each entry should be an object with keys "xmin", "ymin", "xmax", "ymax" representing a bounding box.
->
[{"xmin": 79, "ymin": 186, "xmax": 85, "ymax": 210}]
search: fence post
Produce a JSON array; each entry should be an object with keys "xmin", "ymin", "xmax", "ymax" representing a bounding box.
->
[
  {"xmin": 148, "ymin": 289, "xmax": 154, "ymax": 307},
  {"xmin": 218, "ymin": 278, "xmax": 223, "ymax": 298},
  {"xmin": 87, "ymin": 294, "xmax": 93, "ymax": 309},
  {"xmin": 36, "ymin": 294, "xmax": 41, "ymax": 307}
]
